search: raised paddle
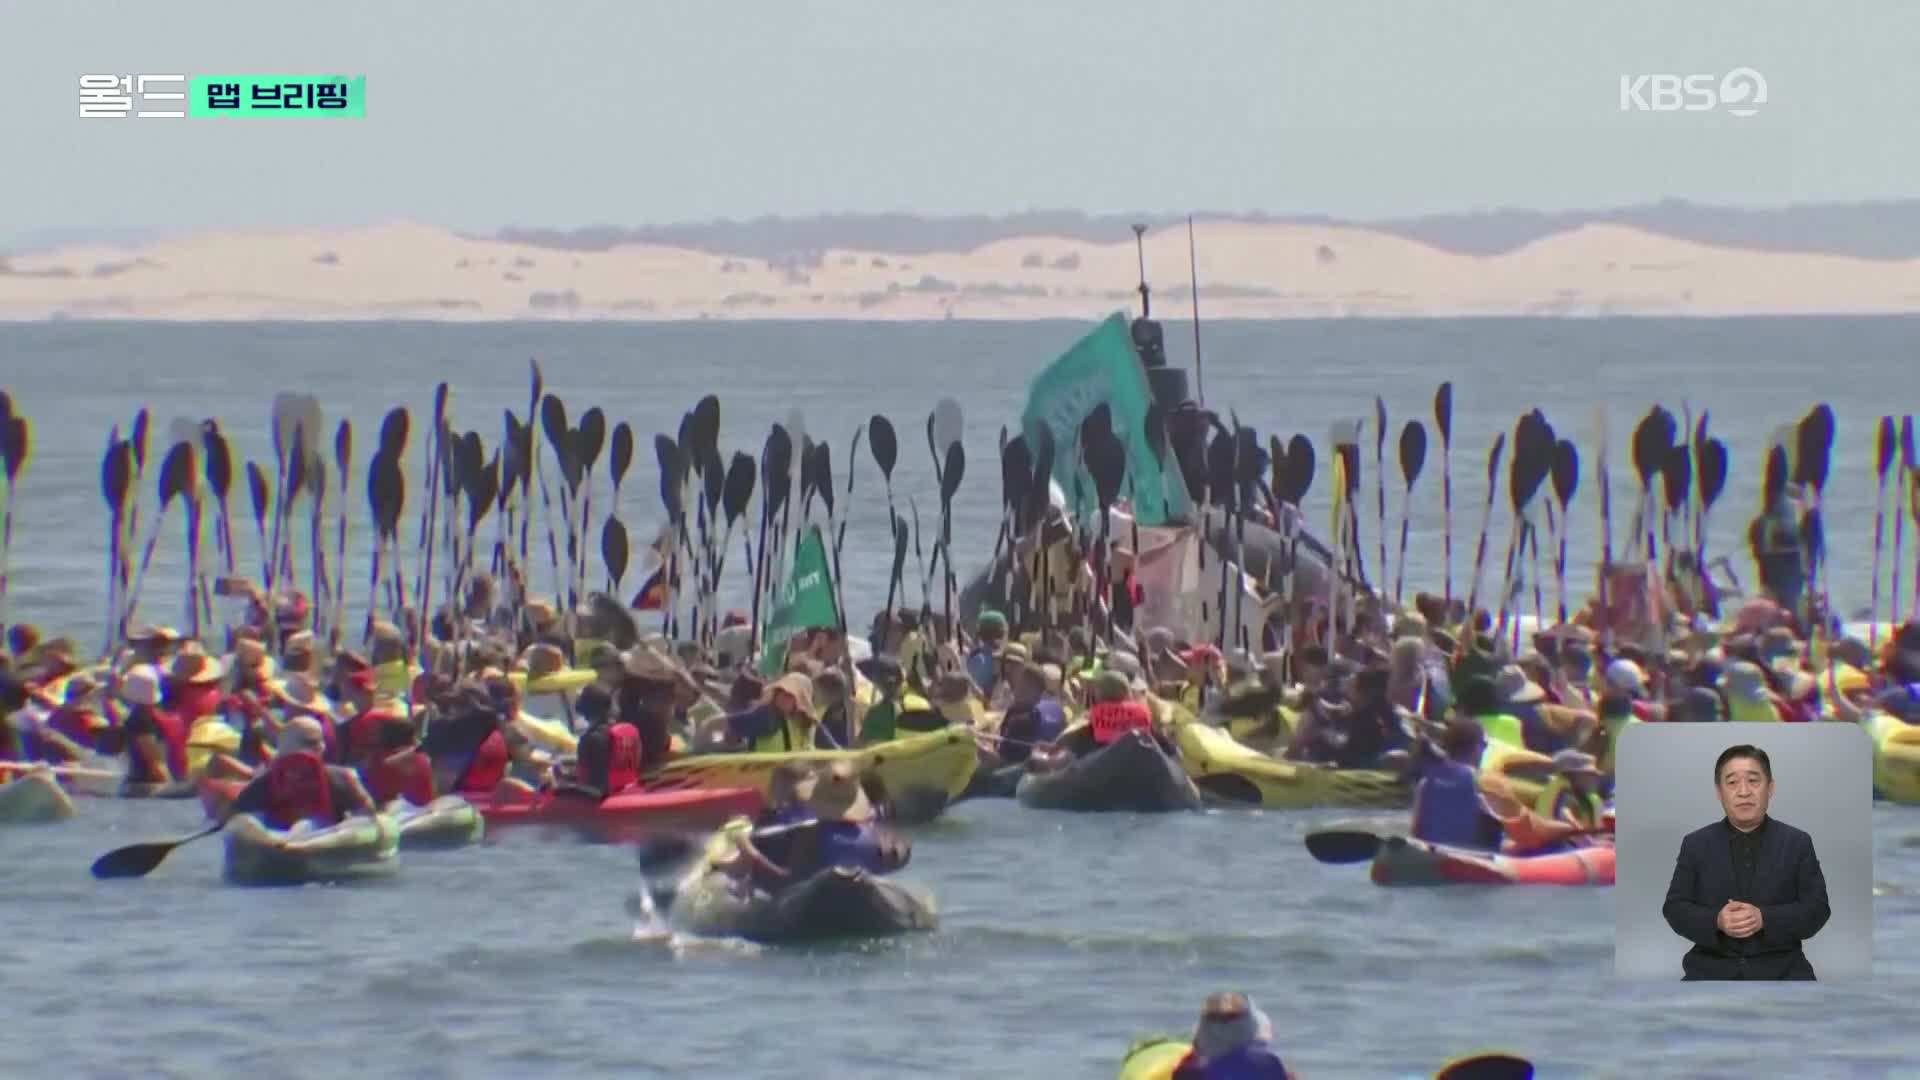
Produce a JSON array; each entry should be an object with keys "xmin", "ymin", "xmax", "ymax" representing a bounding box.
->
[
  {"xmin": 100, "ymin": 434, "xmax": 133, "ymax": 656},
  {"xmin": 1462, "ymin": 432, "xmax": 1507, "ymax": 622},
  {"xmin": 0, "ymin": 408, "xmax": 30, "ymax": 624},
  {"xmin": 1897, "ymin": 417, "xmax": 1917, "ymax": 624},
  {"xmin": 1434, "ymin": 382, "xmax": 1455, "ymax": 608},
  {"xmin": 1373, "ymin": 396, "xmax": 1389, "ymax": 607},
  {"xmin": 1393, "ymin": 419, "xmax": 1427, "ymax": 608},
  {"xmin": 1872, "ymin": 416, "xmax": 1897, "ymax": 647},
  {"xmin": 91, "ymin": 822, "xmax": 224, "ymax": 880},
  {"xmin": 1548, "ymin": 439, "xmax": 1579, "ymax": 625}
]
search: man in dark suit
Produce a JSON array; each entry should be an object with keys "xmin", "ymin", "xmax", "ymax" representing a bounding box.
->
[{"xmin": 1662, "ymin": 744, "xmax": 1830, "ymax": 980}]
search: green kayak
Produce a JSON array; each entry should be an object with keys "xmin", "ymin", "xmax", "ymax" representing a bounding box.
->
[
  {"xmin": 388, "ymin": 796, "xmax": 485, "ymax": 850},
  {"xmin": 0, "ymin": 772, "xmax": 76, "ymax": 825},
  {"xmin": 223, "ymin": 813, "xmax": 399, "ymax": 886}
]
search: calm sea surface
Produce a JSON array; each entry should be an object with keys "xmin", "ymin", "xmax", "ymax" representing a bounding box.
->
[{"xmin": 1, "ymin": 319, "xmax": 1916, "ymax": 1078}]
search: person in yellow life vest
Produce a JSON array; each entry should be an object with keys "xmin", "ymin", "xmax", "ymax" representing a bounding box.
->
[
  {"xmin": 1479, "ymin": 773, "xmax": 1600, "ymax": 857},
  {"xmin": 1535, "ymin": 749, "xmax": 1607, "ymax": 830},
  {"xmin": 1456, "ymin": 675, "xmax": 1524, "ymax": 750},
  {"xmin": 1721, "ymin": 661, "xmax": 1787, "ymax": 723},
  {"xmin": 854, "ymin": 656, "xmax": 940, "ymax": 746},
  {"xmin": 723, "ymin": 672, "xmax": 822, "ymax": 753}
]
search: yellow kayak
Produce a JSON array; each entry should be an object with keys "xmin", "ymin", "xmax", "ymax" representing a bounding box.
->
[
  {"xmin": 650, "ymin": 726, "xmax": 978, "ymax": 807},
  {"xmin": 513, "ymin": 712, "xmax": 579, "ymax": 755},
  {"xmin": 1170, "ymin": 719, "xmax": 1409, "ymax": 809},
  {"xmin": 1117, "ymin": 1037, "xmax": 1189, "ymax": 1080},
  {"xmin": 1869, "ymin": 713, "xmax": 1920, "ymax": 804},
  {"xmin": 510, "ymin": 668, "xmax": 597, "ymax": 695}
]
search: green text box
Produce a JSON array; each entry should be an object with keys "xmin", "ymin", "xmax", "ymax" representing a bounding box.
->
[{"xmin": 190, "ymin": 76, "xmax": 365, "ymax": 117}]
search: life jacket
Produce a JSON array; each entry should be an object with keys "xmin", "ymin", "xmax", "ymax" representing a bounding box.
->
[
  {"xmin": 1534, "ymin": 776, "xmax": 1603, "ymax": 828},
  {"xmin": 819, "ymin": 820, "xmax": 891, "ymax": 874},
  {"xmin": 605, "ymin": 721, "xmax": 643, "ymax": 794},
  {"xmin": 1728, "ymin": 696, "xmax": 1781, "ymax": 723},
  {"xmin": 1477, "ymin": 711, "xmax": 1524, "ymax": 748},
  {"xmin": 347, "ymin": 707, "xmax": 403, "ymax": 764},
  {"xmin": 172, "ymin": 682, "xmax": 225, "ymax": 722},
  {"xmin": 144, "ymin": 707, "xmax": 191, "ymax": 781},
  {"xmin": 1088, "ymin": 700, "xmax": 1154, "ymax": 745},
  {"xmin": 453, "ymin": 730, "xmax": 509, "ymax": 794},
  {"xmin": 750, "ymin": 713, "xmax": 818, "ymax": 755},
  {"xmin": 1415, "ymin": 758, "xmax": 1498, "ymax": 850},
  {"xmin": 264, "ymin": 750, "xmax": 337, "ymax": 830},
  {"xmin": 1173, "ymin": 1041, "xmax": 1291, "ymax": 1080},
  {"xmin": 363, "ymin": 750, "xmax": 435, "ymax": 806}
]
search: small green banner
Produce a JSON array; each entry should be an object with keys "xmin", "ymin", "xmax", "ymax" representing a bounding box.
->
[
  {"xmin": 758, "ymin": 524, "xmax": 842, "ymax": 675},
  {"xmin": 190, "ymin": 76, "xmax": 366, "ymax": 117}
]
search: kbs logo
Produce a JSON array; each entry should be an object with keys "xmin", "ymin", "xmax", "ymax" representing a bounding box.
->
[{"xmin": 1618, "ymin": 68, "xmax": 1767, "ymax": 117}]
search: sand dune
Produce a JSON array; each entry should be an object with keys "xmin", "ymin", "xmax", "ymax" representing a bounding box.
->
[{"xmin": 4, "ymin": 220, "xmax": 1920, "ymax": 320}]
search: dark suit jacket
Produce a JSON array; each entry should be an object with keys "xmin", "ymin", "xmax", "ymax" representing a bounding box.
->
[{"xmin": 1662, "ymin": 817, "xmax": 1830, "ymax": 980}]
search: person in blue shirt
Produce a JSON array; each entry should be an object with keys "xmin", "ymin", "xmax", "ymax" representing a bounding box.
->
[
  {"xmin": 1170, "ymin": 992, "xmax": 1295, "ymax": 1079},
  {"xmin": 966, "ymin": 611, "xmax": 1009, "ymax": 695},
  {"xmin": 996, "ymin": 661, "xmax": 1067, "ymax": 765},
  {"xmin": 1411, "ymin": 718, "xmax": 1505, "ymax": 851}
]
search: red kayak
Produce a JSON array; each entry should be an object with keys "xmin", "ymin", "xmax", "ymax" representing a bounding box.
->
[
  {"xmin": 1370, "ymin": 835, "xmax": 1616, "ymax": 887},
  {"xmin": 469, "ymin": 785, "xmax": 764, "ymax": 842},
  {"xmin": 201, "ymin": 777, "xmax": 763, "ymax": 842}
]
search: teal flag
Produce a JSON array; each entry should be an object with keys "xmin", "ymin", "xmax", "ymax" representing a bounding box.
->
[
  {"xmin": 1020, "ymin": 313, "xmax": 1188, "ymax": 526},
  {"xmin": 758, "ymin": 524, "xmax": 841, "ymax": 675}
]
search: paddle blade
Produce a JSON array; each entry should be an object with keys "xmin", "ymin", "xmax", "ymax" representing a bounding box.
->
[
  {"xmin": 541, "ymin": 393, "xmax": 571, "ymax": 473},
  {"xmin": 1090, "ymin": 431, "xmax": 1125, "ymax": 510},
  {"xmin": 762, "ymin": 424, "xmax": 792, "ymax": 515},
  {"xmin": 1878, "ymin": 416, "xmax": 1898, "ymax": 478},
  {"xmin": 1699, "ymin": 438, "xmax": 1729, "ymax": 510},
  {"xmin": 2, "ymin": 416, "xmax": 29, "ymax": 482},
  {"xmin": 654, "ymin": 435, "xmax": 684, "ymax": 522},
  {"xmin": 1435, "ymin": 1053, "xmax": 1535, "ymax": 1080},
  {"xmin": 1433, "ymin": 382, "xmax": 1454, "ymax": 445},
  {"xmin": 1661, "ymin": 444, "xmax": 1691, "ymax": 513},
  {"xmin": 890, "ymin": 516, "xmax": 910, "ymax": 584},
  {"xmin": 1205, "ymin": 431, "xmax": 1238, "ymax": 512},
  {"xmin": 610, "ymin": 421, "xmax": 634, "ymax": 490},
  {"xmin": 89, "ymin": 840, "xmax": 183, "ymax": 880},
  {"xmin": 1763, "ymin": 444, "xmax": 1788, "ymax": 509},
  {"xmin": 246, "ymin": 461, "xmax": 269, "ymax": 526},
  {"xmin": 1795, "ymin": 402, "xmax": 1835, "ymax": 493},
  {"xmin": 1398, "ymin": 421, "xmax": 1427, "ymax": 489},
  {"xmin": 692, "ymin": 395, "xmax": 721, "ymax": 458},
  {"xmin": 1373, "ymin": 396, "xmax": 1388, "ymax": 455},
  {"xmin": 868, "ymin": 415, "xmax": 898, "ymax": 480},
  {"xmin": 1631, "ymin": 406, "xmax": 1669, "ymax": 490},
  {"xmin": 1285, "ymin": 434, "xmax": 1315, "ymax": 505},
  {"xmin": 156, "ymin": 442, "xmax": 192, "ymax": 506},
  {"xmin": 102, "ymin": 439, "xmax": 132, "ymax": 513},
  {"xmin": 723, "ymin": 451, "xmax": 755, "ymax": 524},
  {"xmin": 131, "ymin": 408, "xmax": 150, "ymax": 470},
  {"xmin": 813, "ymin": 442, "xmax": 836, "ymax": 515},
  {"xmin": 602, "ymin": 516, "xmax": 630, "ymax": 586},
  {"xmin": 701, "ymin": 447, "xmax": 725, "ymax": 514},
  {"xmin": 201, "ymin": 426, "xmax": 233, "ymax": 501},
  {"xmin": 1304, "ymin": 830, "xmax": 1385, "ymax": 864},
  {"xmin": 1549, "ymin": 439, "xmax": 1579, "ymax": 509},
  {"xmin": 576, "ymin": 407, "xmax": 607, "ymax": 474},
  {"xmin": 378, "ymin": 406, "xmax": 410, "ymax": 461},
  {"xmin": 941, "ymin": 441, "xmax": 965, "ymax": 505},
  {"xmin": 1001, "ymin": 435, "xmax": 1032, "ymax": 513}
]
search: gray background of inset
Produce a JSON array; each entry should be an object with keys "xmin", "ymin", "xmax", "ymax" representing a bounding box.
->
[{"xmin": 1614, "ymin": 723, "xmax": 1873, "ymax": 979}]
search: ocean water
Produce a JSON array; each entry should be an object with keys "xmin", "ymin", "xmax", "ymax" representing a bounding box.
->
[{"xmin": 1, "ymin": 318, "xmax": 1917, "ymax": 1078}]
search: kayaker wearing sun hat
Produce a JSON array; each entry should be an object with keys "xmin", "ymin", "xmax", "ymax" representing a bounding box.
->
[
  {"xmin": 1170, "ymin": 992, "xmax": 1295, "ymax": 1079},
  {"xmin": 117, "ymin": 664, "xmax": 188, "ymax": 786},
  {"xmin": 217, "ymin": 717, "xmax": 378, "ymax": 834}
]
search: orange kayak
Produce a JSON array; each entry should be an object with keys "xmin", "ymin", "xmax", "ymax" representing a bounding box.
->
[
  {"xmin": 468, "ymin": 786, "xmax": 764, "ymax": 843},
  {"xmin": 1370, "ymin": 835, "xmax": 1615, "ymax": 887}
]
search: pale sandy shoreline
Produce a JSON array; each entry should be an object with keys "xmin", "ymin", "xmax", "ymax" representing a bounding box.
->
[{"xmin": 5, "ymin": 220, "xmax": 1920, "ymax": 321}]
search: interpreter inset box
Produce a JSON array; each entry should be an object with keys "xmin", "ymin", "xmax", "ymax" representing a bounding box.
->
[{"xmin": 1613, "ymin": 723, "xmax": 1872, "ymax": 980}]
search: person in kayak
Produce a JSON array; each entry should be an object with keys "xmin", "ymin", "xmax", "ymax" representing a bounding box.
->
[
  {"xmin": 218, "ymin": 717, "xmax": 378, "ymax": 834},
  {"xmin": 1538, "ymin": 749, "xmax": 1608, "ymax": 831},
  {"xmin": 360, "ymin": 716, "xmax": 435, "ymax": 807},
  {"xmin": 117, "ymin": 665, "xmax": 188, "ymax": 787},
  {"xmin": 756, "ymin": 762, "xmax": 820, "ymax": 828},
  {"xmin": 723, "ymin": 672, "xmax": 821, "ymax": 753},
  {"xmin": 558, "ymin": 685, "xmax": 642, "ymax": 801},
  {"xmin": 1170, "ymin": 992, "xmax": 1295, "ymax": 1080},
  {"xmin": 1747, "ymin": 485, "xmax": 1806, "ymax": 615},
  {"xmin": 424, "ymin": 682, "xmax": 513, "ymax": 799},
  {"xmin": 853, "ymin": 655, "xmax": 941, "ymax": 746},
  {"xmin": 966, "ymin": 610, "xmax": 1009, "ymax": 694},
  {"xmin": 1411, "ymin": 719, "xmax": 1505, "ymax": 852},
  {"xmin": 995, "ymin": 661, "xmax": 1067, "ymax": 766}
]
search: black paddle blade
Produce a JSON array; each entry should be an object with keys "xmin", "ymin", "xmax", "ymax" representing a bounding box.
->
[
  {"xmin": 130, "ymin": 408, "xmax": 151, "ymax": 470},
  {"xmin": 610, "ymin": 422, "xmax": 634, "ymax": 490},
  {"xmin": 1435, "ymin": 1053, "xmax": 1535, "ymax": 1080},
  {"xmin": 1080, "ymin": 402, "xmax": 1113, "ymax": 454},
  {"xmin": 813, "ymin": 442, "xmax": 836, "ymax": 516},
  {"xmin": 700, "ymin": 447, "xmax": 725, "ymax": 515},
  {"xmin": 1205, "ymin": 431, "xmax": 1238, "ymax": 512},
  {"xmin": 797, "ymin": 436, "xmax": 819, "ymax": 509},
  {"xmin": 940, "ymin": 441, "xmax": 965, "ymax": 505},
  {"xmin": 90, "ymin": 840, "xmax": 182, "ymax": 879},
  {"xmin": 1483, "ymin": 432, "xmax": 1508, "ymax": 496},
  {"xmin": 102, "ymin": 439, "xmax": 132, "ymax": 512},
  {"xmin": 575, "ymin": 407, "xmax": 608, "ymax": 476},
  {"xmin": 156, "ymin": 442, "xmax": 192, "ymax": 506},
  {"xmin": 1174, "ymin": 426, "xmax": 1210, "ymax": 506},
  {"xmin": 654, "ymin": 435, "xmax": 683, "ymax": 522},
  {"xmin": 1763, "ymin": 444, "xmax": 1788, "ymax": 509},
  {"xmin": 1267, "ymin": 435, "xmax": 1289, "ymax": 503},
  {"xmin": 378, "ymin": 406, "xmax": 410, "ymax": 461},
  {"xmin": 692, "ymin": 395, "xmax": 721, "ymax": 458},
  {"xmin": 1304, "ymin": 829, "xmax": 1384, "ymax": 864},
  {"xmin": 1001, "ymin": 435, "xmax": 1032, "ymax": 513},
  {"xmin": 541, "ymin": 393, "xmax": 572, "ymax": 474},
  {"xmin": 602, "ymin": 516, "xmax": 630, "ymax": 586},
  {"xmin": 457, "ymin": 431, "xmax": 485, "ymax": 502},
  {"xmin": 1550, "ymin": 439, "xmax": 1579, "ymax": 509},
  {"xmin": 333, "ymin": 420, "xmax": 352, "ymax": 479},
  {"xmin": 722, "ymin": 452, "xmax": 756, "ymax": 524},
  {"xmin": 1373, "ymin": 396, "xmax": 1388, "ymax": 455},
  {"xmin": 468, "ymin": 455, "xmax": 500, "ymax": 531},
  {"xmin": 1661, "ymin": 444, "xmax": 1691, "ymax": 513},
  {"xmin": 1699, "ymin": 437, "xmax": 1729, "ymax": 510},
  {"xmin": 863, "ymin": 414, "xmax": 899, "ymax": 481},
  {"xmin": 1631, "ymin": 406, "xmax": 1670, "ymax": 490},
  {"xmin": 201, "ymin": 427, "xmax": 233, "ymax": 501},
  {"xmin": 246, "ymin": 461, "xmax": 269, "ymax": 525},
  {"xmin": 1795, "ymin": 402, "xmax": 1836, "ymax": 493},
  {"xmin": 761, "ymin": 424, "xmax": 792, "ymax": 515},
  {"xmin": 432, "ymin": 381, "xmax": 450, "ymax": 427},
  {"xmin": 1285, "ymin": 434, "xmax": 1315, "ymax": 505},
  {"xmin": 1879, "ymin": 416, "xmax": 1898, "ymax": 477},
  {"xmin": 1433, "ymin": 382, "xmax": 1454, "ymax": 445},
  {"xmin": 1398, "ymin": 421, "xmax": 1427, "ymax": 489},
  {"xmin": 4, "ymin": 415, "xmax": 30, "ymax": 483}
]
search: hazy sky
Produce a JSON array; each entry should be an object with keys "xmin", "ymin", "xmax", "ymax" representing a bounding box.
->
[{"xmin": 4, "ymin": 0, "xmax": 1917, "ymax": 243}]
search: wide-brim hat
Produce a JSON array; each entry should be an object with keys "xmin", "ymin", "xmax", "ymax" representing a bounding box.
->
[
  {"xmin": 520, "ymin": 643, "xmax": 570, "ymax": 681},
  {"xmin": 760, "ymin": 671, "xmax": 815, "ymax": 716},
  {"xmin": 1494, "ymin": 663, "xmax": 1545, "ymax": 704},
  {"xmin": 1552, "ymin": 748, "xmax": 1603, "ymax": 776},
  {"xmin": 118, "ymin": 665, "xmax": 162, "ymax": 706},
  {"xmin": 805, "ymin": 762, "xmax": 874, "ymax": 823},
  {"xmin": 168, "ymin": 649, "xmax": 227, "ymax": 685},
  {"xmin": 281, "ymin": 672, "xmax": 335, "ymax": 712}
]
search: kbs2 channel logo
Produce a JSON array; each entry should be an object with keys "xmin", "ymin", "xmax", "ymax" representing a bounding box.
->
[{"xmin": 1619, "ymin": 68, "xmax": 1768, "ymax": 117}]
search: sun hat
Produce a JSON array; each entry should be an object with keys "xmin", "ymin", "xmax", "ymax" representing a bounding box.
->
[
  {"xmin": 1494, "ymin": 664, "xmax": 1546, "ymax": 705},
  {"xmin": 805, "ymin": 762, "xmax": 874, "ymax": 823},
  {"xmin": 761, "ymin": 671, "xmax": 816, "ymax": 716},
  {"xmin": 118, "ymin": 665, "xmax": 162, "ymax": 706},
  {"xmin": 167, "ymin": 650, "xmax": 226, "ymax": 685}
]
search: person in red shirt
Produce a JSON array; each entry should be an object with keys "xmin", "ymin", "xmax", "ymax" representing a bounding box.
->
[
  {"xmin": 360, "ymin": 717, "xmax": 435, "ymax": 807},
  {"xmin": 339, "ymin": 667, "xmax": 403, "ymax": 767}
]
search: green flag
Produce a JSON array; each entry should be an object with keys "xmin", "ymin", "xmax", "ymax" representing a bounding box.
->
[
  {"xmin": 1021, "ymin": 312, "xmax": 1188, "ymax": 527},
  {"xmin": 758, "ymin": 524, "xmax": 840, "ymax": 675}
]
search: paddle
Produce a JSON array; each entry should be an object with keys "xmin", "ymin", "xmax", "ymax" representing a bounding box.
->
[
  {"xmin": 120, "ymin": 441, "xmax": 193, "ymax": 636},
  {"xmin": 938, "ymin": 439, "xmax": 966, "ymax": 638},
  {"xmin": 574, "ymin": 406, "xmax": 608, "ymax": 597},
  {"xmin": 1206, "ymin": 427, "xmax": 1240, "ymax": 650},
  {"xmin": 654, "ymin": 433, "xmax": 687, "ymax": 636},
  {"xmin": 748, "ymin": 424, "xmax": 791, "ymax": 648},
  {"xmin": 1493, "ymin": 412, "xmax": 1552, "ymax": 642},
  {"xmin": 246, "ymin": 460, "xmax": 271, "ymax": 587},
  {"xmin": 1373, "ymin": 396, "xmax": 1389, "ymax": 610},
  {"xmin": 1872, "ymin": 416, "xmax": 1897, "ymax": 648},
  {"xmin": 125, "ymin": 408, "xmax": 151, "ymax": 599},
  {"xmin": 1795, "ymin": 403, "xmax": 1836, "ymax": 621},
  {"xmin": 1275, "ymin": 433, "xmax": 1315, "ymax": 677},
  {"xmin": 1434, "ymin": 382, "xmax": 1455, "ymax": 609},
  {"xmin": 1462, "ymin": 432, "xmax": 1507, "ymax": 623},
  {"xmin": 327, "ymin": 420, "xmax": 352, "ymax": 638},
  {"xmin": 0, "ymin": 407, "xmax": 31, "ymax": 625},
  {"xmin": 1695, "ymin": 434, "xmax": 1729, "ymax": 587},
  {"xmin": 1434, "ymin": 1053, "xmax": 1535, "ymax": 1080},
  {"xmin": 1026, "ymin": 424, "xmax": 1056, "ymax": 630},
  {"xmin": 869, "ymin": 414, "xmax": 901, "ymax": 568},
  {"xmin": 610, "ymin": 421, "xmax": 634, "ymax": 503},
  {"xmin": 1898, "ymin": 417, "xmax": 1917, "ymax": 625},
  {"xmin": 1304, "ymin": 827, "xmax": 1399, "ymax": 864},
  {"xmin": 100, "ymin": 434, "xmax": 132, "ymax": 656},
  {"xmin": 1548, "ymin": 440, "xmax": 1579, "ymax": 625},
  {"xmin": 201, "ymin": 423, "xmax": 236, "ymax": 578},
  {"xmin": 90, "ymin": 823, "xmax": 223, "ymax": 880},
  {"xmin": 1393, "ymin": 420, "xmax": 1427, "ymax": 608},
  {"xmin": 1629, "ymin": 406, "xmax": 1674, "ymax": 563}
]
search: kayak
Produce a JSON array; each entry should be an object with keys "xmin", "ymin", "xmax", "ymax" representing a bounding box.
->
[
  {"xmin": 1370, "ymin": 835, "xmax": 1616, "ymax": 887},
  {"xmin": 649, "ymin": 726, "xmax": 977, "ymax": 821},
  {"xmin": 673, "ymin": 864, "xmax": 938, "ymax": 944},
  {"xmin": 1868, "ymin": 712, "xmax": 1920, "ymax": 804},
  {"xmin": 223, "ymin": 813, "xmax": 400, "ymax": 886},
  {"xmin": 387, "ymin": 796, "xmax": 485, "ymax": 850},
  {"xmin": 514, "ymin": 711, "xmax": 578, "ymax": 755},
  {"xmin": 509, "ymin": 668, "xmax": 596, "ymax": 695},
  {"xmin": 1170, "ymin": 719, "xmax": 1408, "ymax": 810},
  {"xmin": 959, "ymin": 746, "xmax": 1026, "ymax": 800},
  {"xmin": 472, "ymin": 785, "xmax": 765, "ymax": 843},
  {"xmin": 1117, "ymin": 1037, "xmax": 1189, "ymax": 1080},
  {"xmin": 0, "ymin": 771, "xmax": 77, "ymax": 824},
  {"xmin": 1016, "ymin": 731, "xmax": 1202, "ymax": 812}
]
